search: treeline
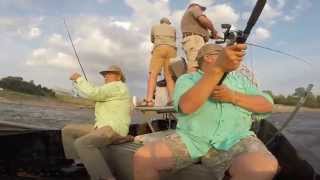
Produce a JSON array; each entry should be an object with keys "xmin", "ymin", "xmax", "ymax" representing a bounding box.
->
[
  {"xmin": 264, "ymin": 87, "xmax": 320, "ymax": 108},
  {"xmin": 0, "ymin": 76, "xmax": 55, "ymax": 97}
]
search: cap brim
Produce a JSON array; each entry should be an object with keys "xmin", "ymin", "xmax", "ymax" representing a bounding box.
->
[
  {"xmin": 99, "ymin": 70, "xmax": 120, "ymax": 76},
  {"xmin": 200, "ymin": 6, "xmax": 206, "ymax": 11}
]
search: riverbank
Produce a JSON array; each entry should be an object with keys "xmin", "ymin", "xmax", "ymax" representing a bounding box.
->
[
  {"xmin": 0, "ymin": 90, "xmax": 319, "ymax": 129},
  {"xmin": 1, "ymin": 89, "xmax": 319, "ymax": 112},
  {"xmin": 0, "ymin": 89, "xmax": 94, "ymax": 109}
]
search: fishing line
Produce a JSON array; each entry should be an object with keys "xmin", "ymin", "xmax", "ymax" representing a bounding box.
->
[{"xmin": 246, "ymin": 42, "xmax": 313, "ymax": 67}]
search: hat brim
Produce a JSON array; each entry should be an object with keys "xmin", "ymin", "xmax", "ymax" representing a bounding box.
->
[
  {"xmin": 99, "ymin": 70, "xmax": 120, "ymax": 76},
  {"xmin": 200, "ymin": 6, "xmax": 206, "ymax": 11}
]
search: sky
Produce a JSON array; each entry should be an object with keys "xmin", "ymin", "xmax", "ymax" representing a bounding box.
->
[{"xmin": 0, "ymin": 0, "xmax": 319, "ymax": 97}]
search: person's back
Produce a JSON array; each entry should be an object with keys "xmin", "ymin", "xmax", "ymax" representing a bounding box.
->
[
  {"xmin": 143, "ymin": 18, "xmax": 177, "ymax": 107},
  {"xmin": 181, "ymin": 5, "xmax": 209, "ymax": 40},
  {"xmin": 151, "ymin": 23, "xmax": 176, "ymax": 49}
]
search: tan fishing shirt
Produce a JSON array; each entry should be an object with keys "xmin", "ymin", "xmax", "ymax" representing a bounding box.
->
[
  {"xmin": 151, "ymin": 23, "xmax": 176, "ymax": 49},
  {"xmin": 181, "ymin": 6, "xmax": 209, "ymax": 40}
]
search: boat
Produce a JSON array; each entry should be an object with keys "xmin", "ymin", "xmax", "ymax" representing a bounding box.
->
[{"xmin": 0, "ymin": 97, "xmax": 319, "ymax": 180}]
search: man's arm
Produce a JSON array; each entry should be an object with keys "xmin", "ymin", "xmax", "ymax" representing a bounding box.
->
[
  {"xmin": 190, "ymin": 6, "xmax": 218, "ymax": 38},
  {"xmin": 198, "ymin": 15, "xmax": 217, "ymax": 36},
  {"xmin": 70, "ymin": 73, "xmax": 120, "ymax": 102},
  {"xmin": 233, "ymin": 92, "xmax": 273, "ymax": 113},
  {"xmin": 179, "ymin": 44, "xmax": 247, "ymax": 114}
]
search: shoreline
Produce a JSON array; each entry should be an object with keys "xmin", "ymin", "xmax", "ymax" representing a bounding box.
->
[{"xmin": 1, "ymin": 90, "xmax": 320, "ymax": 113}]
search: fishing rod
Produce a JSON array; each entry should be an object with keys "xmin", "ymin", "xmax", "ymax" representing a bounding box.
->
[
  {"xmin": 63, "ymin": 19, "xmax": 88, "ymax": 81},
  {"xmin": 266, "ymin": 84, "xmax": 314, "ymax": 147},
  {"xmin": 246, "ymin": 42, "xmax": 313, "ymax": 66},
  {"xmin": 216, "ymin": 0, "xmax": 267, "ymax": 85}
]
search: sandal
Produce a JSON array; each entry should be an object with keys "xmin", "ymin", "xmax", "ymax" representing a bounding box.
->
[
  {"xmin": 166, "ymin": 100, "xmax": 173, "ymax": 106},
  {"xmin": 137, "ymin": 99, "xmax": 155, "ymax": 107}
]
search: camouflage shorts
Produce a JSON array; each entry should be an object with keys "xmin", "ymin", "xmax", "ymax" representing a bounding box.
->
[{"xmin": 163, "ymin": 133, "xmax": 273, "ymax": 180}]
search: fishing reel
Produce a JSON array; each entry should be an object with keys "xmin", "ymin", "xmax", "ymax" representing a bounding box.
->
[{"xmin": 216, "ymin": 24, "xmax": 247, "ymax": 45}]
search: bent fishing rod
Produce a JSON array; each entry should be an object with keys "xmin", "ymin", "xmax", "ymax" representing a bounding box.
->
[
  {"xmin": 266, "ymin": 84, "xmax": 314, "ymax": 147},
  {"xmin": 216, "ymin": 0, "xmax": 267, "ymax": 85},
  {"xmin": 63, "ymin": 19, "xmax": 88, "ymax": 81}
]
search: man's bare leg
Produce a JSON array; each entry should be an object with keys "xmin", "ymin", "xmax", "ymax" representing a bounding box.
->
[
  {"xmin": 146, "ymin": 72, "xmax": 158, "ymax": 105},
  {"xmin": 229, "ymin": 152, "xmax": 278, "ymax": 180},
  {"xmin": 164, "ymin": 72, "xmax": 175, "ymax": 103},
  {"xmin": 133, "ymin": 141, "xmax": 176, "ymax": 180}
]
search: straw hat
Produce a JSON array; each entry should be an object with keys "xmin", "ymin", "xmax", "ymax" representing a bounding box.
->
[{"xmin": 99, "ymin": 65, "xmax": 126, "ymax": 82}]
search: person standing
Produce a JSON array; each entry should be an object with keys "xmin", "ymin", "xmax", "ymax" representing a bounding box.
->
[
  {"xmin": 143, "ymin": 17, "xmax": 177, "ymax": 106},
  {"xmin": 181, "ymin": 3, "xmax": 221, "ymax": 72}
]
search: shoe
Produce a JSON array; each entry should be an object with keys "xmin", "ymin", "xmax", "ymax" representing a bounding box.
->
[
  {"xmin": 137, "ymin": 99, "xmax": 154, "ymax": 107},
  {"xmin": 61, "ymin": 164, "xmax": 85, "ymax": 174}
]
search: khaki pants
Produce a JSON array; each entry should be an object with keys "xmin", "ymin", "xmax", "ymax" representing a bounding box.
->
[
  {"xmin": 149, "ymin": 45, "xmax": 177, "ymax": 76},
  {"xmin": 182, "ymin": 35, "xmax": 205, "ymax": 69},
  {"xmin": 62, "ymin": 124, "xmax": 122, "ymax": 180}
]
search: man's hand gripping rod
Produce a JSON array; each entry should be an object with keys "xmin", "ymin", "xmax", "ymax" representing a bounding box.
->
[{"xmin": 216, "ymin": 0, "xmax": 267, "ymax": 85}]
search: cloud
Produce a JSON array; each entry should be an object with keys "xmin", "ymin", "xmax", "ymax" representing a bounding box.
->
[
  {"xmin": 283, "ymin": 15, "xmax": 294, "ymax": 22},
  {"xmin": 0, "ymin": 16, "xmax": 43, "ymax": 39},
  {"xmin": 97, "ymin": 0, "xmax": 110, "ymax": 4},
  {"xmin": 110, "ymin": 20, "xmax": 132, "ymax": 30},
  {"xmin": 48, "ymin": 33, "xmax": 66, "ymax": 47},
  {"xmin": 7, "ymin": 0, "xmax": 314, "ymax": 97},
  {"xmin": 29, "ymin": 27, "xmax": 41, "ymax": 38},
  {"xmin": 125, "ymin": 0, "xmax": 170, "ymax": 32},
  {"xmin": 250, "ymin": 27, "xmax": 271, "ymax": 42},
  {"xmin": 26, "ymin": 48, "xmax": 77, "ymax": 69},
  {"xmin": 284, "ymin": 0, "xmax": 311, "ymax": 22},
  {"xmin": 206, "ymin": 4, "xmax": 240, "ymax": 30},
  {"xmin": 22, "ymin": 0, "xmax": 242, "ymax": 96},
  {"xmin": 188, "ymin": 0, "xmax": 215, "ymax": 7},
  {"xmin": 25, "ymin": 16, "xmax": 150, "ymax": 94}
]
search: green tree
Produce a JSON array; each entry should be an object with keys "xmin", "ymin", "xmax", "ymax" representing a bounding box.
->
[
  {"xmin": 274, "ymin": 95, "xmax": 286, "ymax": 104},
  {"xmin": 293, "ymin": 87, "xmax": 306, "ymax": 97},
  {"xmin": 286, "ymin": 95, "xmax": 299, "ymax": 105},
  {"xmin": 0, "ymin": 76, "xmax": 55, "ymax": 97},
  {"xmin": 263, "ymin": 90, "xmax": 274, "ymax": 98},
  {"xmin": 304, "ymin": 94, "xmax": 318, "ymax": 108}
]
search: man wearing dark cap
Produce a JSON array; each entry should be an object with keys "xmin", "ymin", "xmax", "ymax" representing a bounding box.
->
[
  {"xmin": 133, "ymin": 44, "xmax": 278, "ymax": 180},
  {"xmin": 181, "ymin": 2, "xmax": 221, "ymax": 72},
  {"xmin": 143, "ymin": 17, "xmax": 177, "ymax": 106},
  {"xmin": 62, "ymin": 65, "xmax": 131, "ymax": 180}
]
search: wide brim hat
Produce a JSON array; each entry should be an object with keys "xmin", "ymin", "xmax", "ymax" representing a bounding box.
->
[{"xmin": 99, "ymin": 65, "xmax": 126, "ymax": 82}]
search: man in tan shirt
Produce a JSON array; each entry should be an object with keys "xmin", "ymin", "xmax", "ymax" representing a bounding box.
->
[
  {"xmin": 181, "ymin": 3, "xmax": 220, "ymax": 72},
  {"xmin": 143, "ymin": 17, "xmax": 176, "ymax": 106}
]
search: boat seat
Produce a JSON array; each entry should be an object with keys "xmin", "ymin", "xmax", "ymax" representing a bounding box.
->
[
  {"xmin": 169, "ymin": 57, "xmax": 187, "ymax": 81},
  {"xmin": 102, "ymin": 130, "xmax": 218, "ymax": 180}
]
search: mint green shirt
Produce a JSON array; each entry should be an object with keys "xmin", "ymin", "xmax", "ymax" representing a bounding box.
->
[
  {"xmin": 173, "ymin": 70, "xmax": 273, "ymax": 159},
  {"xmin": 75, "ymin": 77, "xmax": 131, "ymax": 136}
]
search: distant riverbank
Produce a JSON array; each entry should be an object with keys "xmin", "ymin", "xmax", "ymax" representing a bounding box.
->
[
  {"xmin": 0, "ymin": 89, "xmax": 94, "ymax": 109},
  {"xmin": 0, "ymin": 90, "xmax": 319, "ymax": 129},
  {"xmin": 1, "ymin": 90, "xmax": 319, "ymax": 113}
]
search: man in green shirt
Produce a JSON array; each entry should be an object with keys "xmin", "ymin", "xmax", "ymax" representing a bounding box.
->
[
  {"xmin": 133, "ymin": 44, "xmax": 278, "ymax": 180},
  {"xmin": 62, "ymin": 65, "xmax": 131, "ymax": 180}
]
